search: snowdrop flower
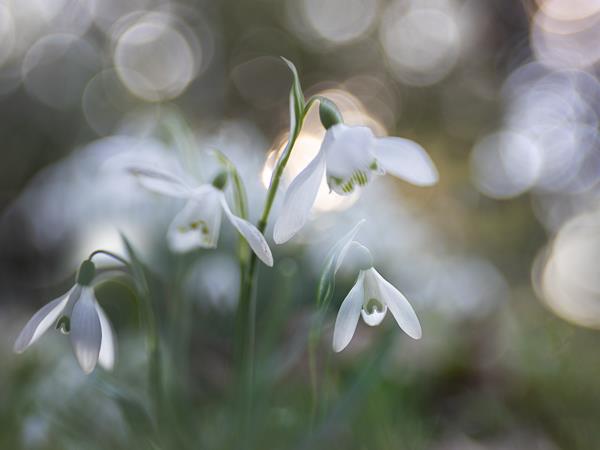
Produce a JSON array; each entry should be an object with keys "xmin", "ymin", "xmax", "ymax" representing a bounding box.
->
[
  {"xmin": 129, "ymin": 167, "xmax": 273, "ymax": 266},
  {"xmin": 273, "ymin": 101, "xmax": 438, "ymax": 244},
  {"xmin": 14, "ymin": 260, "xmax": 116, "ymax": 374},
  {"xmin": 332, "ymin": 242, "xmax": 422, "ymax": 352}
]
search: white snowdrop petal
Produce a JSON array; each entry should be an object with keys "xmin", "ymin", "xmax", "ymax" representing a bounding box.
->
[
  {"xmin": 372, "ymin": 268, "xmax": 422, "ymax": 339},
  {"xmin": 70, "ymin": 288, "xmax": 102, "ymax": 374},
  {"xmin": 220, "ymin": 195, "xmax": 273, "ymax": 267},
  {"xmin": 13, "ymin": 290, "xmax": 71, "ymax": 353},
  {"xmin": 167, "ymin": 187, "xmax": 223, "ymax": 253},
  {"xmin": 273, "ymin": 150, "xmax": 326, "ymax": 244},
  {"xmin": 372, "ymin": 137, "xmax": 438, "ymax": 186},
  {"xmin": 127, "ymin": 165, "xmax": 193, "ymax": 198},
  {"xmin": 325, "ymin": 125, "xmax": 376, "ymax": 178},
  {"xmin": 96, "ymin": 304, "xmax": 116, "ymax": 371},
  {"xmin": 332, "ymin": 272, "xmax": 366, "ymax": 352}
]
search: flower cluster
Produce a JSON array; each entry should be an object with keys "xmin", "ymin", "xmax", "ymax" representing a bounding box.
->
[{"xmin": 13, "ymin": 59, "xmax": 437, "ymax": 374}]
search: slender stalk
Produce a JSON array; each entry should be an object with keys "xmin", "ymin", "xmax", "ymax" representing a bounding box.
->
[
  {"xmin": 133, "ymin": 262, "xmax": 162, "ymax": 425},
  {"xmin": 257, "ymin": 96, "xmax": 318, "ymax": 234},
  {"xmin": 236, "ymin": 96, "xmax": 319, "ymax": 442},
  {"xmin": 120, "ymin": 237, "xmax": 165, "ymax": 445},
  {"xmin": 89, "ymin": 249, "xmax": 129, "ymax": 266},
  {"xmin": 308, "ymin": 319, "xmax": 321, "ymax": 431}
]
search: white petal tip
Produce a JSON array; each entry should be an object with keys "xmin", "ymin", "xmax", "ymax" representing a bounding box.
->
[
  {"xmin": 400, "ymin": 167, "xmax": 438, "ymax": 187},
  {"xmin": 410, "ymin": 329, "xmax": 423, "ymax": 340},
  {"xmin": 13, "ymin": 344, "xmax": 26, "ymax": 354},
  {"xmin": 272, "ymin": 228, "xmax": 292, "ymax": 245},
  {"xmin": 403, "ymin": 321, "xmax": 422, "ymax": 340},
  {"xmin": 13, "ymin": 336, "xmax": 29, "ymax": 354},
  {"xmin": 420, "ymin": 170, "xmax": 439, "ymax": 186},
  {"xmin": 332, "ymin": 341, "xmax": 347, "ymax": 353},
  {"xmin": 260, "ymin": 253, "xmax": 274, "ymax": 267},
  {"xmin": 80, "ymin": 363, "xmax": 96, "ymax": 375},
  {"xmin": 272, "ymin": 236, "xmax": 286, "ymax": 246}
]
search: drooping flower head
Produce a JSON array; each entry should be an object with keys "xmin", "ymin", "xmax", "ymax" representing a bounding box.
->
[
  {"xmin": 273, "ymin": 100, "xmax": 438, "ymax": 244},
  {"xmin": 128, "ymin": 166, "xmax": 273, "ymax": 267},
  {"xmin": 326, "ymin": 223, "xmax": 422, "ymax": 352},
  {"xmin": 332, "ymin": 265, "xmax": 422, "ymax": 352},
  {"xmin": 14, "ymin": 260, "xmax": 117, "ymax": 374}
]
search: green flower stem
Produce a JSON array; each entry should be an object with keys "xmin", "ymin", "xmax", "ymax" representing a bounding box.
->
[
  {"xmin": 257, "ymin": 97, "xmax": 319, "ymax": 233},
  {"xmin": 89, "ymin": 249, "xmax": 130, "ymax": 266},
  {"xmin": 236, "ymin": 96, "xmax": 319, "ymax": 439},
  {"xmin": 301, "ymin": 330, "xmax": 395, "ymax": 448},
  {"xmin": 308, "ymin": 278, "xmax": 335, "ymax": 431},
  {"xmin": 134, "ymin": 265, "xmax": 162, "ymax": 427},
  {"xmin": 308, "ymin": 314, "xmax": 324, "ymax": 431},
  {"xmin": 90, "ymin": 246, "xmax": 164, "ymax": 433},
  {"xmin": 120, "ymin": 238, "xmax": 165, "ymax": 443}
]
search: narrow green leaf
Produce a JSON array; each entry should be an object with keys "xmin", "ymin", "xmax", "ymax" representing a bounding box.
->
[
  {"xmin": 95, "ymin": 379, "xmax": 156, "ymax": 442},
  {"xmin": 120, "ymin": 234, "xmax": 149, "ymax": 297},
  {"xmin": 120, "ymin": 233, "xmax": 164, "ymax": 435},
  {"xmin": 210, "ymin": 149, "xmax": 249, "ymax": 220},
  {"xmin": 281, "ymin": 57, "xmax": 305, "ymax": 134},
  {"xmin": 160, "ymin": 108, "xmax": 198, "ymax": 170},
  {"xmin": 315, "ymin": 219, "xmax": 366, "ymax": 310}
]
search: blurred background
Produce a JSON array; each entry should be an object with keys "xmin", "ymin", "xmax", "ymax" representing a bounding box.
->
[{"xmin": 2, "ymin": 0, "xmax": 600, "ymax": 448}]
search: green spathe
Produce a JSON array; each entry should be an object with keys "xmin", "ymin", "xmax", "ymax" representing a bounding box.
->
[
  {"xmin": 212, "ymin": 171, "xmax": 228, "ymax": 190},
  {"xmin": 77, "ymin": 260, "xmax": 96, "ymax": 286},
  {"xmin": 319, "ymin": 97, "xmax": 343, "ymax": 129}
]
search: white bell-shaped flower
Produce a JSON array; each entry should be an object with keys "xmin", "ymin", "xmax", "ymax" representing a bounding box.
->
[
  {"xmin": 273, "ymin": 124, "xmax": 438, "ymax": 244},
  {"xmin": 129, "ymin": 166, "xmax": 273, "ymax": 267},
  {"xmin": 332, "ymin": 266, "xmax": 422, "ymax": 353},
  {"xmin": 13, "ymin": 261, "xmax": 116, "ymax": 374}
]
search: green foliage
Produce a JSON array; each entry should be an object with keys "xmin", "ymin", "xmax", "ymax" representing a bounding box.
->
[{"xmin": 281, "ymin": 57, "xmax": 305, "ymax": 131}]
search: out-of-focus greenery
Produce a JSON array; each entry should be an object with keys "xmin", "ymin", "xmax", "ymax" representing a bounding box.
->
[{"xmin": 2, "ymin": 0, "xmax": 600, "ymax": 449}]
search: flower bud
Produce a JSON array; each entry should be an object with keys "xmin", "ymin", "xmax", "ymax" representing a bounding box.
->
[
  {"xmin": 319, "ymin": 98, "xmax": 343, "ymax": 129},
  {"xmin": 77, "ymin": 260, "xmax": 96, "ymax": 286},
  {"xmin": 211, "ymin": 171, "xmax": 228, "ymax": 190}
]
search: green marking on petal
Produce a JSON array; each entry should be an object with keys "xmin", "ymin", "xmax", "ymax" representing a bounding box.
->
[
  {"xmin": 329, "ymin": 170, "xmax": 372, "ymax": 194},
  {"xmin": 56, "ymin": 316, "xmax": 71, "ymax": 335},
  {"xmin": 365, "ymin": 298, "xmax": 384, "ymax": 315},
  {"xmin": 342, "ymin": 180, "xmax": 354, "ymax": 193},
  {"xmin": 181, "ymin": 220, "xmax": 212, "ymax": 241}
]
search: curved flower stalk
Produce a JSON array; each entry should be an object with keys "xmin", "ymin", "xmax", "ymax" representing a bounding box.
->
[
  {"xmin": 332, "ymin": 242, "xmax": 422, "ymax": 352},
  {"xmin": 273, "ymin": 105, "xmax": 439, "ymax": 244},
  {"xmin": 14, "ymin": 260, "xmax": 117, "ymax": 374},
  {"xmin": 128, "ymin": 166, "xmax": 273, "ymax": 267}
]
